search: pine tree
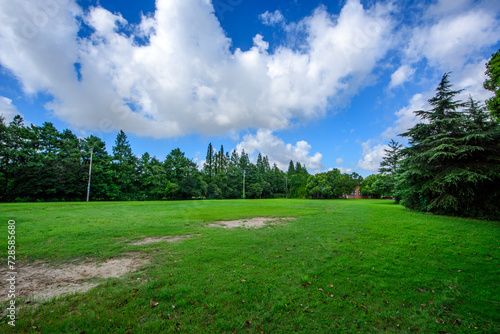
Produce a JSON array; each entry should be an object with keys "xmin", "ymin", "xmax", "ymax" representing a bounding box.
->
[
  {"xmin": 379, "ymin": 139, "xmax": 404, "ymax": 175},
  {"xmin": 398, "ymin": 73, "xmax": 500, "ymax": 218},
  {"xmin": 112, "ymin": 130, "xmax": 137, "ymax": 199},
  {"xmin": 204, "ymin": 143, "xmax": 214, "ymax": 180}
]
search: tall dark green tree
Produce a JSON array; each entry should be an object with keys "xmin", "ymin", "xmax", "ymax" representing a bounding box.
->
[
  {"xmin": 398, "ymin": 73, "xmax": 500, "ymax": 218},
  {"xmin": 164, "ymin": 148, "xmax": 206, "ymax": 200},
  {"xmin": 204, "ymin": 143, "xmax": 214, "ymax": 180},
  {"xmin": 111, "ymin": 130, "xmax": 138, "ymax": 199}
]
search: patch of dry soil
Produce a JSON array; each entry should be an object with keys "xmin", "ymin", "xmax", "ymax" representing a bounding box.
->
[
  {"xmin": 0, "ymin": 254, "xmax": 149, "ymax": 303},
  {"xmin": 209, "ymin": 217, "xmax": 296, "ymax": 229},
  {"xmin": 129, "ymin": 234, "xmax": 192, "ymax": 245}
]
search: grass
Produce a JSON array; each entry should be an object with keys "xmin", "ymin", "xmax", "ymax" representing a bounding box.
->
[{"xmin": 1, "ymin": 199, "xmax": 499, "ymax": 333}]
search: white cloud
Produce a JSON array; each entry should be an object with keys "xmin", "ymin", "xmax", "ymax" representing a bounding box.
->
[
  {"xmin": 336, "ymin": 157, "xmax": 344, "ymax": 164},
  {"xmin": 455, "ymin": 59, "xmax": 495, "ymax": 102},
  {"xmin": 0, "ymin": 0, "xmax": 394, "ymax": 138},
  {"xmin": 0, "ymin": 96, "xmax": 22, "ymax": 123},
  {"xmin": 85, "ymin": 6, "xmax": 127, "ymax": 36},
  {"xmin": 426, "ymin": 0, "xmax": 473, "ymax": 17},
  {"xmin": 336, "ymin": 166, "xmax": 352, "ymax": 174},
  {"xmin": 389, "ymin": 65, "xmax": 415, "ymax": 89},
  {"xmin": 382, "ymin": 93, "xmax": 427, "ymax": 139},
  {"xmin": 405, "ymin": 8, "xmax": 500, "ymax": 69},
  {"xmin": 236, "ymin": 129, "xmax": 323, "ymax": 172},
  {"xmin": 259, "ymin": 10, "xmax": 285, "ymax": 26},
  {"xmin": 357, "ymin": 141, "xmax": 388, "ymax": 172}
]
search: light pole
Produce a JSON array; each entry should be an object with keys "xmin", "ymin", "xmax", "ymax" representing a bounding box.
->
[
  {"xmin": 243, "ymin": 169, "xmax": 246, "ymax": 199},
  {"xmin": 285, "ymin": 176, "xmax": 288, "ymax": 198},
  {"xmin": 86, "ymin": 148, "xmax": 93, "ymax": 202}
]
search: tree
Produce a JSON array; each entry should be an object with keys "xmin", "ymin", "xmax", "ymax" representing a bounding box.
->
[
  {"xmin": 164, "ymin": 148, "xmax": 206, "ymax": 200},
  {"xmin": 484, "ymin": 49, "xmax": 500, "ymax": 120},
  {"xmin": 398, "ymin": 73, "xmax": 500, "ymax": 218},
  {"xmin": 307, "ymin": 169, "xmax": 358, "ymax": 199},
  {"xmin": 289, "ymin": 161, "xmax": 309, "ymax": 198},
  {"xmin": 378, "ymin": 139, "xmax": 404, "ymax": 198},
  {"xmin": 111, "ymin": 130, "xmax": 138, "ymax": 199},
  {"xmin": 203, "ymin": 143, "xmax": 214, "ymax": 180},
  {"xmin": 360, "ymin": 174, "xmax": 381, "ymax": 198},
  {"xmin": 379, "ymin": 139, "xmax": 404, "ymax": 175}
]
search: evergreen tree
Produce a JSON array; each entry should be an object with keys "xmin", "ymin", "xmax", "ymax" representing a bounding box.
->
[
  {"xmin": 204, "ymin": 143, "xmax": 214, "ymax": 180},
  {"xmin": 378, "ymin": 139, "xmax": 404, "ymax": 198},
  {"xmin": 398, "ymin": 73, "xmax": 500, "ymax": 218},
  {"xmin": 112, "ymin": 130, "xmax": 138, "ymax": 199},
  {"xmin": 164, "ymin": 148, "xmax": 206, "ymax": 200},
  {"xmin": 379, "ymin": 139, "xmax": 404, "ymax": 175}
]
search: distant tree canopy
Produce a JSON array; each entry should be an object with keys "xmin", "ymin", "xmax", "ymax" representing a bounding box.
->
[
  {"xmin": 0, "ymin": 117, "xmax": 316, "ymax": 202},
  {"xmin": 306, "ymin": 169, "xmax": 362, "ymax": 199}
]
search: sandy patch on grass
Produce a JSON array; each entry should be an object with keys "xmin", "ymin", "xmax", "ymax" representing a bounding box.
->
[
  {"xmin": 0, "ymin": 254, "xmax": 149, "ymax": 303},
  {"xmin": 209, "ymin": 217, "xmax": 296, "ymax": 229},
  {"xmin": 129, "ymin": 234, "xmax": 192, "ymax": 245}
]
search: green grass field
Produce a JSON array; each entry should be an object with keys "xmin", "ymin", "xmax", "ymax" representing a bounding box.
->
[{"xmin": 1, "ymin": 199, "xmax": 499, "ymax": 333}]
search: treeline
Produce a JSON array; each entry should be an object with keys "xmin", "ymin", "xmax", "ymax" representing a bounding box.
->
[
  {"xmin": 0, "ymin": 117, "xmax": 352, "ymax": 202},
  {"xmin": 0, "ymin": 115, "xmax": 367, "ymax": 202}
]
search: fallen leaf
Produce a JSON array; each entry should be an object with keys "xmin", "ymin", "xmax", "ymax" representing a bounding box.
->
[
  {"xmin": 318, "ymin": 288, "xmax": 324, "ymax": 292},
  {"xmin": 151, "ymin": 299, "xmax": 159, "ymax": 308}
]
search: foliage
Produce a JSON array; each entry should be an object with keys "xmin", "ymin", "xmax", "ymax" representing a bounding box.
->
[
  {"xmin": 306, "ymin": 169, "xmax": 361, "ymax": 198},
  {"xmin": 484, "ymin": 48, "xmax": 500, "ymax": 120},
  {"xmin": 397, "ymin": 73, "xmax": 500, "ymax": 219},
  {"xmin": 0, "ymin": 120, "xmax": 302, "ymax": 202},
  {"xmin": 287, "ymin": 161, "xmax": 310, "ymax": 198},
  {"xmin": 359, "ymin": 174, "xmax": 392, "ymax": 198}
]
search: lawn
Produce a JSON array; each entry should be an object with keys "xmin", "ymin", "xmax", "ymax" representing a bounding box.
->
[{"xmin": 1, "ymin": 199, "xmax": 499, "ymax": 333}]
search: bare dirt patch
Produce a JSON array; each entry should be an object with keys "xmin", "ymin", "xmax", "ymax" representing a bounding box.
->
[
  {"xmin": 208, "ymin": 217, "xmax": 296, "ymax": 229},
  {"xmin": 0, "ymin": 254, "xmax": 149, "ymax": 303},
  {"xmin": 129, "ymin": 234, "xmax": 192, "ymax": 245}
]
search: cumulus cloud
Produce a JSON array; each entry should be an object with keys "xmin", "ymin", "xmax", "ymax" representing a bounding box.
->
[
  {"xmin": 0, "ymin": 97, "xmax": 22, "ymax": 123},
  {"xmin": 357, "ymin": 141, "xmax": 388, "ymax": 172},
  {"xmin": 382, "ymin": 93, "xmax": 427, "ymax": 139},
  {"xmin": 389, "ymin": 65, "xmax": 415, "ymax": 89},
  {"xmin": 0, "ymin": 0, "xmax": 394, "ymax": 138},
  {"xmin": 330, "ymin": 166, "xmax": 352, "ymax": 174},
  {"xmin": 405, "ymin": 7, "xmax": 500, "ymax": 69},
  {"xmin": 336, "ymin": 157, "xmax": 344, "ymax": 164},
  {"xmin": 236, "ymin": 130, "xmax": 323, "ymax": 172},
  {"xmin": 259, "ymin": 10, "xmax": 285, "ymax": 26}
]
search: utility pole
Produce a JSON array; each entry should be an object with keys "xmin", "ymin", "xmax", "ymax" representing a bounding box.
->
[
  {"xmin": 86, "ymin": 148, "xmax": 93, "ymax": 202},
  {"xmin": 243, "ymin": 169, "xmax": 246, "ymax": 199},
  {"xmin": 285, "ymin": 176, "xmax": 288, "ymax": 198}
]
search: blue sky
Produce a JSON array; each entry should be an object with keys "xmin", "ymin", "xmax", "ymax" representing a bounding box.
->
[{"xmin": 0, "ymin": 0, "xmax": 499, "ymax": 176}]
